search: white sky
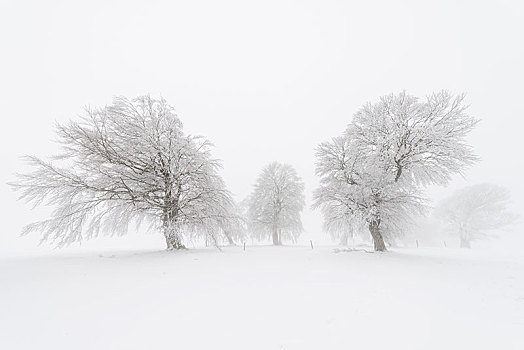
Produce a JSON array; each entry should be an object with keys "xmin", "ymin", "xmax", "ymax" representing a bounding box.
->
[{"xmin": 1, "ymin": 0, "xmax": 523, "ymax": 251}]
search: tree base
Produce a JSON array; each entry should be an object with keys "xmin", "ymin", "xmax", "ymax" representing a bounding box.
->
[
  {"xmin": 164, "ymin": 230, "xmax": 186, "ymax": 250},
  {"xmin": 369, "ymin": 220, "xmax": 387, "ymax": 252},
  {"xmin": 166, "ymin": 244, "xmax": 187, "ymax": 251},
  {"xmin": 460, "ymin": 238, "xmax": 471, "ymax": 248}
]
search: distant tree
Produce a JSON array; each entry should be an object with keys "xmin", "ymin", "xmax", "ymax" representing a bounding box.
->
[
  {"xmin": 435, "ymin": 184, "xmax": 518, "ymax": 248},
  {"xmin": 318, "ymin": 199, "xmax": 366, "ymax": 246},
  {"xmin": 247, "ymin": 162, "xmax": 305, "ymax": 245},
  {"xmin": 314, "ymin": 91, "xmax": 479, "ymax": 251},
  {"xmin": 11, "ymin": 95, "xmax": 233, "ymax": 250},
  {"xmin": 218, "ymin": 200, "xmax": 248, "ymax": 246}
]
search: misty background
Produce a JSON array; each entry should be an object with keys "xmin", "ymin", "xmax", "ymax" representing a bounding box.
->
[{"xmin": 1, "ymin": 0, "xmax": 523, "ymax": 252}]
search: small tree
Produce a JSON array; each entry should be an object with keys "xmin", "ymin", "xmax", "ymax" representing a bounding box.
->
[
  {"xmin": 218, "ymin": 200, "xmax": 247, "ymax": 246},
  {"xmin": 11, "ymin": 95, "xmax": 233, "ymax": 250},
  {"xmin": 435, "ymin": 184, "xmax": 518, "ymax": 248},
  {"xmin": 314, "ymin": 91, "xmax": 478, "ymax": 251},
  {"xmin": 247, "ymin": 162, "xmax": 305, "ymax": 245},
  {"xmin": 319, "ymin": 200, "xmax": 366, "ymax": 247}
]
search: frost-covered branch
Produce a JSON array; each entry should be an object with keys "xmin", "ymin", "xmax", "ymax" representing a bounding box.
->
[
  {"xmin": 314, "ymin": 91, "xmax": 478, "ymax": 251},
  {"xmin": 247, "ymin": 162, "xmax": 305, "ymax": 245},
  {"xmin": 11, "ymin": 95, "xmax": 233, "ymax": 249},
  {"xmin": 434, "ymin": 184, "xmax": 518, "ymax": 248}
]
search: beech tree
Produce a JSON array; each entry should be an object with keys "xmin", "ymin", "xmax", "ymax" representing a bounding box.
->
[
  {"xmin": 218, "ymin": 200, "xmax": 247, "ymax": 246},
  {"xmin": 314, "ymin": 136, "xmax": 423, "ymax": 250},
  {"xmin": 435, "ymin": 184, "xmax": 518, "ymax": 248},
  {"xmin": 314, "ymin": 91, "xmax": 478, "ymax": 251},
  {"xmin": 247, "ymin": 162, "xmax": 305, "ymax": 245},
  {"xmin": 319, "ymin": 199, "xmax": 366, "ymax": 246},
  {"xmin": 11, "ymin": 95, "xmax": 233, "ymax": 250}
]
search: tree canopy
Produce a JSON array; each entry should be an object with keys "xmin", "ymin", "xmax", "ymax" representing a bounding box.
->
[
  {"xmin": 314, "ymin": 91, "xmax": 479, "ymax": 251},
  {"xmin": 12, "ymin": 95, "xmax": 233, "ymax": 249},
  {"xmin": 247, "ymin": 162, "xmax": 305, "ymax": 245},
  {"xmin": 435, "ymin": 183, "xmax": 518, "ymax": 248}
]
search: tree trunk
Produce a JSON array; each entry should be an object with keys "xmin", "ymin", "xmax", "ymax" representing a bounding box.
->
[
  {"xmin": 459, "ymin": 227, "xmax": 471, "ymax": 248},
  {"xmin": 163, "ymin": 213, "xmax": 186, "ymax": 250},
  {"xmin": 460, "ymin": 236, "xmax": 471, "ymax": 248},
  {"xmin": 224, "ymin": 231, "xmax": 236, "ymax": 246},
  {"xmin": 272, "ymin": 227, "xmax": 281, "ymax": 245},
  {"xmin": 339, "ymin": 231, "xmax": 349, "ymax": 246},
  {"xmin": 368, "ymin": 219, "xmax": 387, "ymax": 252},
  {"xmin": 165, "ymin": 229, "xmax": 185, "ymax": 250}
]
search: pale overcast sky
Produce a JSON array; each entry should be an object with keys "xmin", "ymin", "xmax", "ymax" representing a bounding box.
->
[{"xmin": 1, "ymin": 0, "xmax": 523, "ymax": 251}]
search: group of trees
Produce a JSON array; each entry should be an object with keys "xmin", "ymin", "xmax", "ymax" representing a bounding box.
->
[
  {"xmin": 11, "ymin": 95, "xmax": 306, "ymax": 250},
  {"xmin": 11, "ymin": 92, "xmax": 517, "ymax": 251},
  {"xmin": 314, "ymin": 91, "xmax": 480, "ymax": 251},
  {"xmin": 313, "ymin": 92, "xmax": 517, "ymax": 250}
]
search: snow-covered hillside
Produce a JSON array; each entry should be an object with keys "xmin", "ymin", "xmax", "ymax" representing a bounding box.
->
[{"xmin": 1, "ymin": 245, "xmax": 523, "ymax": 349}]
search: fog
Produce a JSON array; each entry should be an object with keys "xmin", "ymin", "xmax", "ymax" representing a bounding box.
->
[
  {"xmin": 1, "ymin": 0, "xmax": 523, "ymax": 251},
  {"xmin": 2, "ymin": 3, "xmax": 524, "ymax": 349}
]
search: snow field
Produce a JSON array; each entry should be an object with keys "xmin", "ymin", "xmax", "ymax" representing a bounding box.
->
[{"xmin": 1, "ymin": 245, "xmax": 523, "ymax": 349}]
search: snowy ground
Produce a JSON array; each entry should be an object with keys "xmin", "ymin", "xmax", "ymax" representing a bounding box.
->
[{"xmin": 1, "ymin": 244, "xmax": 523, "ymax": 350}]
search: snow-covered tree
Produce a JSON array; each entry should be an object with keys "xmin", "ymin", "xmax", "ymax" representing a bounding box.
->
[
  {"xmin": 314, "ymin": 91, "xmax": 478, "ymax": 251},
  {"xmin": 313, "ymin": 135, "xmax": 423, "ymax": 250},
  {"xmin": 319, "ymin": 199, "xmax": 367, "ymax": 246},
  {"xmin": 247, "ymin": 162, "xmax": 305, "ymax": 245},
  {"xmin": 218, "ymin": 200, "xmax": 248, "ymax": 246},
  {"xmin": 11, "ymin": 95, "xmax": 233, "ymax": 250},
  {"xmin": 435, "ymin": 184, "xmax": 518, "ymax": 248}
]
